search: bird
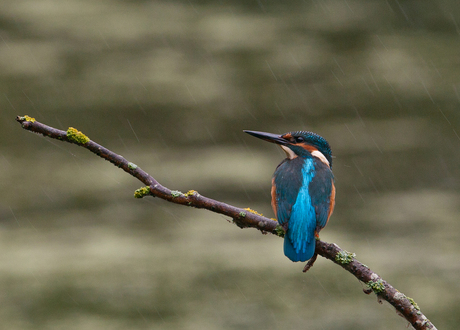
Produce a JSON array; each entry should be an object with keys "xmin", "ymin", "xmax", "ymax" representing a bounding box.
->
[{"xmin": 244, "ymin": 130, "xmax": 335, "ymax": 262}]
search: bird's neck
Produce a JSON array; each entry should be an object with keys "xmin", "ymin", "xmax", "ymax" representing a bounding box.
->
[
  {"xmin": 280, "ymin": 145, "xmax": 330, "ymax": 168},
  {"xmin": 280, "ymin": 145, "xmax": 297, "ymax": 160},
  {"xmin": 310, "ymin": 150, "xmax": 330, "ymax": 167}
]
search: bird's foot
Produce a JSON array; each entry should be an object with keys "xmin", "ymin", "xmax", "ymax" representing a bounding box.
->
[{"xmin": 302, "ymin": 253, "xmax": 318, "ymax": 272}]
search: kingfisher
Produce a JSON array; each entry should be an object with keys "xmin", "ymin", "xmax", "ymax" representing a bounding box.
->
[{"xmin": 244, "ymin": 130, "xmax": 335, "ymax": 262}]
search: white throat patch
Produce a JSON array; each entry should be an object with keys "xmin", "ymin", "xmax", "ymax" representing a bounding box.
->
[
  {"xmin": 311, "ymin": 150, "xmax": 330, "ymax": 167},
  {"xmin": 280, "ymin": 145, "xmax": 297, "ymax": 159}
]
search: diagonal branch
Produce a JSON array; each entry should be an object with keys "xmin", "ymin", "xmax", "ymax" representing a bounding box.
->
[{"xmin": 16, "ymin": 115, "xmax": 437, "ymax": 330}]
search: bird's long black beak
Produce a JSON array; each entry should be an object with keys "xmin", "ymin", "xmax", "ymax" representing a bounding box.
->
[{"xmin": 244, "ymin": 130, "xmax": 288, "ymax": 145}]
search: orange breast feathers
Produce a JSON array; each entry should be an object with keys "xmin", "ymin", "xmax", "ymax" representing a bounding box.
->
[
  {"xmin": 326, "ymin": 180, "xmax": 336, "ymax": 225},
  {"xmin": 271, "ymin": 177, "xmax": 277, "ymax": 217}
]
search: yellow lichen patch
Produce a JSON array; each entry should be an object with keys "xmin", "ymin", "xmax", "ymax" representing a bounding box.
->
[
  {"xmin": 335, "ymin": 250, "xmax": 356, "ymax": 264},
  {"xmin": 184, "ymin": 190, "xmax": 199, "ymax": 197},
  {"xmin": 23, "ymin": 115, "xmax": 36, "ymax": 123},
  {"xmin": 134, "ymin": 186, "xmax": 150, "ymax": 198},
  {"xmin": 67, "ymin": 127, "xmax": 90, "ymax": 144},
  {"xmin": 244, "ymin": 207, "xmax": 263, "ymax": 217}
]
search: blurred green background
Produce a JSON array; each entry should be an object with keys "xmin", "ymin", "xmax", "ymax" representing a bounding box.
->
[{"xmin": 1, "ymin": 0, "xmax": 460, "ymax": 329}]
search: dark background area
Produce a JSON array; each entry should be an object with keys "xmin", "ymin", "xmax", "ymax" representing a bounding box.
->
[{"xmin": 1, "ymin": 0, "xmax": 460, "ymax": 329}]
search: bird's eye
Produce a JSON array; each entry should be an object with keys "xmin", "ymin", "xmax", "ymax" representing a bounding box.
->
[{"xmin": 295, "ymin": 137, "xmax": 304, "ymax": 143}]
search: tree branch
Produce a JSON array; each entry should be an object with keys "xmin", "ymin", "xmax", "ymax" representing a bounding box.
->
[{"xmin": 16, "ymin": 115, "xmax": 437, "ymax": 330}]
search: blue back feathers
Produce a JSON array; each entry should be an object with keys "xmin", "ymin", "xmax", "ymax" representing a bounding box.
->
[{"xmin": 283, "ymin": 158, "xmax": 317, "ymax": 261}]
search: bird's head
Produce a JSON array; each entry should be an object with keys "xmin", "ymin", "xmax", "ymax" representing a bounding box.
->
[{"xmin": 244, "ymin": 130, "xmax": 333, "ymax": 168}]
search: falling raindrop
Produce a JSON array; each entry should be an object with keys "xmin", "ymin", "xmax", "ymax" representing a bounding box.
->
[{"xmin": 127, "ymin": 119, "xmax": 140, "ymax": 142}]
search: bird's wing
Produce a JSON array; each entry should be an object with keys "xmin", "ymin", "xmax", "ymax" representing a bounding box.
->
[
  {"xmin": 309, "ymin": 160, "xmax": 335, "ymax": 230},
  {"xmin": 271, "ymin": 158, "xmax": 304, "ymax": 228}
]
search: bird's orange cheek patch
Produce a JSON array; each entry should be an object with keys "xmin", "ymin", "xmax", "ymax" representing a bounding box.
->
[
  {"xmin": 281, "ymin": 133, "xmax": 293, "ymax": 140},
  {"xmin": 300, "ymin": 144, "xmax": 317, "ymax": 153}
]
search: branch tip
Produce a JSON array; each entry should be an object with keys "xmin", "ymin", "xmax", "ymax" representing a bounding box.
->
[
  {"xmin": 302, "ymin": 253, "xmax": 318, "ymax": 272},
  {"xmin": 16, "ymin": 115, "xmax": 36, "ymax": 123}
]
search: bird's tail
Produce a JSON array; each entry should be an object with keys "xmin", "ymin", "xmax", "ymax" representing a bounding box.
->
[{"xmin": 283, "ymin": 236, "xmax": 315, "ymax": 262}]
